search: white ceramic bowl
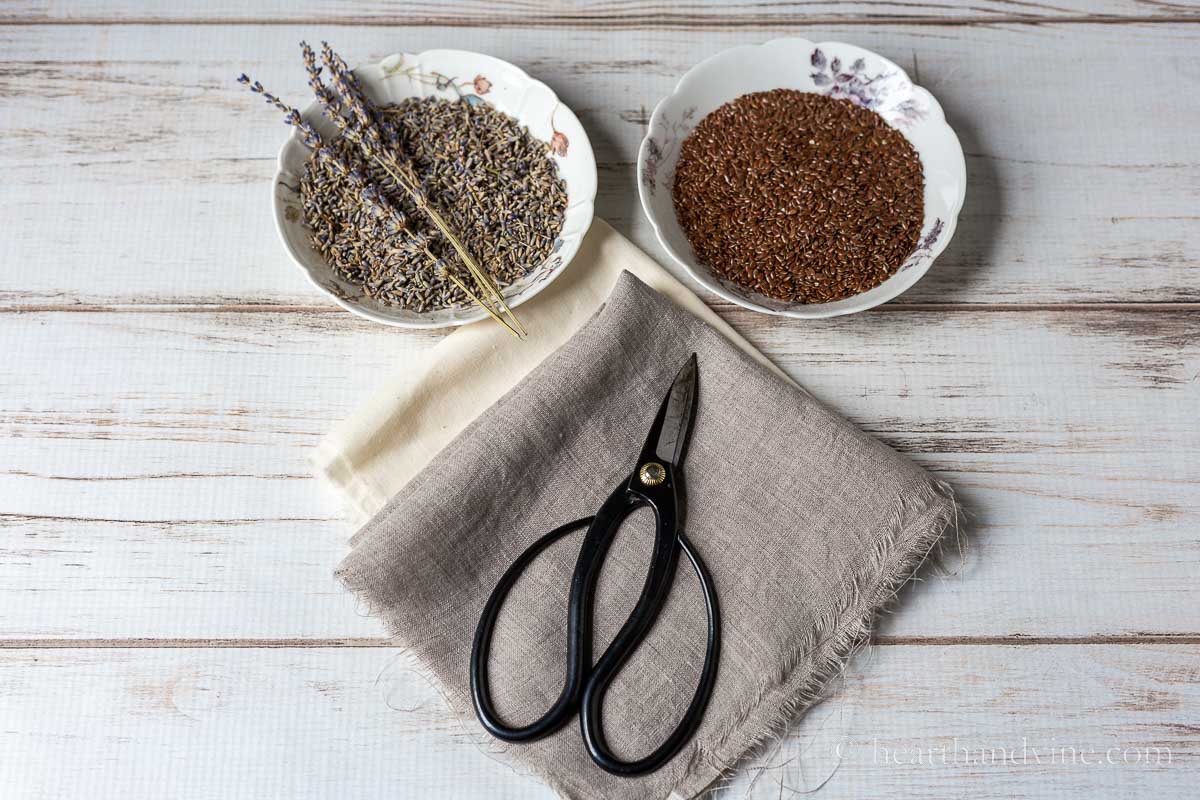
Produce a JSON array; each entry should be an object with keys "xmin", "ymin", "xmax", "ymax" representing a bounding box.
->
[
  {"xmin": 637, "ymin": 38, "xmax": 966, "ymax": 318},
  {"xmin": 273, "ymin": 49, "xmax": 597, "ymax": 328}
]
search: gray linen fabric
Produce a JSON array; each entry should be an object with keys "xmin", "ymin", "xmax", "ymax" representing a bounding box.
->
[{"xmin": 337, "ymin": 271, "xmax": 956, "ymax": 799}]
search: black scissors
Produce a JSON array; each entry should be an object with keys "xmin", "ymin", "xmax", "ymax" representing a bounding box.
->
[{"xmin": 470, "ymin": 354, "xmax": 720, "ymax": 777}]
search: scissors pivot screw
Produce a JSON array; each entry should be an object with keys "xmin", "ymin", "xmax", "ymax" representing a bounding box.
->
[{"xmin": 639, "ymin": 462, "xmax": 667, "ymax": 487}]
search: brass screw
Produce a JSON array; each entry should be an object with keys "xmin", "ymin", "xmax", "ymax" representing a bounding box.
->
[{"xmin": 639, "ymin": 462, "xmax": 667, "ymax": 487}]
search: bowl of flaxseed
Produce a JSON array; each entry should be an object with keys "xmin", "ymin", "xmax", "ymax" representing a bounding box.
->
[
  {"xmin": 271, "ymin": 48, "xmax": 596, "ymax": 329},
  {"xmin": 638, "ymin": 38, "xmax": 965, "ymax": 318}
]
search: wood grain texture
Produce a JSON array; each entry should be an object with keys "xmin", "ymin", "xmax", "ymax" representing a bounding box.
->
[
  {"xmin": 1, "ymin": 308, "xmax": 1196, "ymax": 640},
  {"xmin": 1, "ymin": 23, "xmax": 1199, "ymax": 307},
  {"xmin": 0, "ymin": 644, "xmax": 1195, "ymax": 798},
  {"xmin": 4, "ymin": 0, "xmax": 1200, "ymax": 25},
  {"xmin": 2, "ymin": 5, "xmax": 1198, "ymax": 798}
]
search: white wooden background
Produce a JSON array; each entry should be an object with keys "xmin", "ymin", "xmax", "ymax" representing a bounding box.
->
[{"xmin": 1, "ymin": 1, "xmax": 1198, "ymax": 797}]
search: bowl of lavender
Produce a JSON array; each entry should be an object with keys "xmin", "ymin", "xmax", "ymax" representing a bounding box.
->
[{"xmin": 244, "ymin": 43, "xmax": 596, "ymax": 335}]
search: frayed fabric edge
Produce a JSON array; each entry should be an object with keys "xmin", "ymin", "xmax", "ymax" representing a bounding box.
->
[
  {"xmin": 334, "ymin": 478, "xmax": 961, "ymax": 800},
  {"xmin": 673, "ymin": 478, "xmax": 963, "ymax": 799}
]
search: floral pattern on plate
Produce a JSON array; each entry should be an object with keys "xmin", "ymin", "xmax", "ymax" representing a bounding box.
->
[
  {"xmin": 637, "ymin": 37, "xmax": 965, "ymax": 319},
  {"xmin": 899, "ymin": 218, "xmax": 945, "ymax": 272},
  {"xmin": 642, "ymin": 106, "xmax": 696, "ymax": 195},
  {"xmin": 809, "ymin": 48, "xmax": 926, "ymax": 127}
]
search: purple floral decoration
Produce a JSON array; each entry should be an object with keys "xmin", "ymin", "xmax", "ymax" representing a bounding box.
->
[
  {"xmin": 810, "ymin": 48, "xmax": 926, "ymax": 127},
  {"xmin": 642, "ymin": 106, "xmax": 696, "ymax": 194},
  {"xmin": 899, "ymin": 218, "xmax": 944, "ymax": 272}
]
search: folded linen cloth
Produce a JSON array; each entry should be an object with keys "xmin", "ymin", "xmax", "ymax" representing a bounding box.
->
[{"xmin": 331, "ymin": 264, "xmax": 956, "ymax": 798}]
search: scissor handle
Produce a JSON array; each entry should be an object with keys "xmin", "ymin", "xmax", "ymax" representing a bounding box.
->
[
  {"xmin": 470, "ymin": 513, "xmax": 595, "ymax": 743},
  {"xmin": 470, "ymin": 478, "xmax": 640, "ymax": 743},
  {"xmin": 469, "ymin": 466, "xmax": 720, "ymax": 776}
]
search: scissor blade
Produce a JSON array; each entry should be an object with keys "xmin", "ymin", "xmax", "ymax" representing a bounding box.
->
[{"xmin": 654, "ymin": 354, "xmax": 698, "ymax": 467}]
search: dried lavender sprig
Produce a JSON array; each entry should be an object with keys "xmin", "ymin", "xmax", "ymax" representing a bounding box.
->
[
  {"xmin": 324, "ymin": 119, "xmax": 421, "ymax": 197},
  {"xmin": 435, "ymin": 259, "xmax": 521, "ymax": 337},
  {"xmin": 320, "ymin": 41, "xmax": 402, "ymax": 150},
  {"xmin": 336, "ymin": 175, "xmax": 445, "ymax": 293},
  {"xmin": 238, "ymin": 73, "xmax": 324, "ymax": 151},
  {"xmin": 301, "ymin": 39, "xmax": 390, "ymax": 162},
  {"xmin": 239, "ymin": 71, "xmax": 401, "ymax": 230},
  {"xmin": 395, "ymin": 231, "xmax": 519, "ymax": 336},
  {"xmin": 353, "ymin": 174, "xmax": 408, "ymax": 231},
  {"xmin": 295, "ymin": 46, "xmax": 427, "ymax": 206},
  {"xmin": 314, "ymin": 77, "xmax": 422, "ymax": 197},
  {"xmin": 295, "ymin": 47, "xmax": 377, "ymax": 159},
  {"xmin": 313, "ymin": 46, "xmax": 526, "ymax": 335},
  {"xmin": 238, "ymin": 72, "xmax": 519, "ymax": 335},
  {"xmin": 299, "ymin": 42, "xmax": 343, "ymax": 121},
  {"xmin": 359, "ymin": 193, "xmax": 518, "ymax": 333},
  {"xmin": 319, "ymin": 42, "xmax": 392, "ymax": 157},
  {"xmin": 298, "ymin": 43, "xmax": 410, "ymax": 233}
]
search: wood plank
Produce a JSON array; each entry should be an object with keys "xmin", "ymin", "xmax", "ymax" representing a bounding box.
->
[
  {"xmin": 0, "ymin": 23, "xmax": 1199, "ymax": 307},
  {"xmin": 3, "ymin": 0, "xmax": 1197, "ymax": 25},
  {"xmin": 1, "ymin": 307, "xmax": 1196, "ymax": 640},
  {"xmin": 0, "ymin": 644, "xmax": 1195, "ymax": 798}
]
